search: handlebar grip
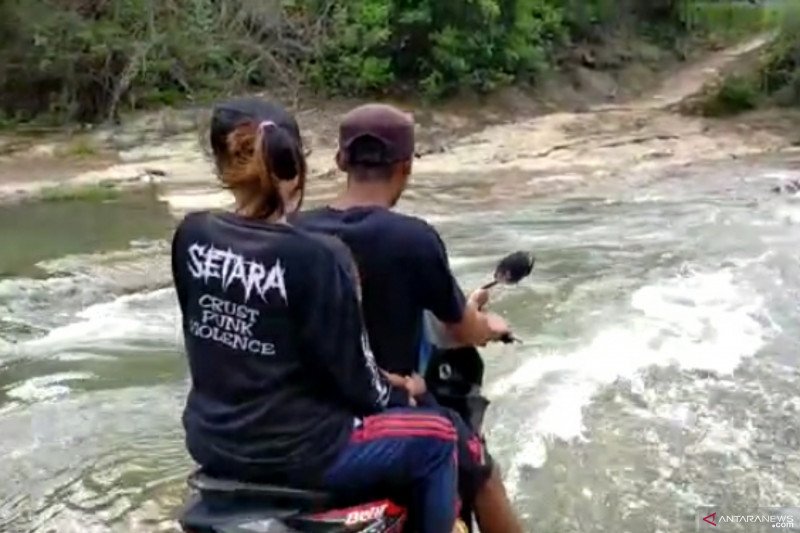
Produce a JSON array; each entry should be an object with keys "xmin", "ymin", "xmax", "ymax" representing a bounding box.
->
[{"xmin": 499, "ymin": 332, "xmax": 516, "ymax": 344}]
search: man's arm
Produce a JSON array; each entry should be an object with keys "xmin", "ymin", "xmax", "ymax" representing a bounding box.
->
[
  {"xmin": 443, "ymin": 295, "xmax": 504, "ymax": 347},
  {"xmin": 300, "ymin": 245, "xmax": 410, "ymax": 415},
  {"xmin": 412, "ymin": 223, "xmax": 506, "ymax": 347}
]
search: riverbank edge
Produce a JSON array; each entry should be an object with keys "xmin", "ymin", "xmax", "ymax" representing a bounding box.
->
[{"xmin": 0, "ymin": 34, "xmax": 794, "ymax": 209}]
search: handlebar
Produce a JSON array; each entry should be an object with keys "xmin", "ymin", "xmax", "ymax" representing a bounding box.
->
[{"xmin": 498, "ymin": 332, "xmax": 520, "ymax": 344}]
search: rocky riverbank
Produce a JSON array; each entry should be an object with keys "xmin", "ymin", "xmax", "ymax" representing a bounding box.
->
[{"xmin": 0, "ymin": 35, "xmax": 795, "ymax": 218}]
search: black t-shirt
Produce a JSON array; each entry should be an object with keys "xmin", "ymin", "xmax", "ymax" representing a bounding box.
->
[
  {"xmin": 171, "ymin": 211, "xmax": 406, "ymax": 486},
  {"xmin": 292, "ymin": 206, "xmax": 467, "ymax": 375}
]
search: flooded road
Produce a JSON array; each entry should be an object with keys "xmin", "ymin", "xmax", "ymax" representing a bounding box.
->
[{"xmin": 1, "ymin": 149, "xmax": 799, "ymax": 532}]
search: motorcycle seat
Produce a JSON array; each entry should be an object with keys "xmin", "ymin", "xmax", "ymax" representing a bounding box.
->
[{"xmin": 189, "ymin": 471, "xmax": 332, "ymax": 507}]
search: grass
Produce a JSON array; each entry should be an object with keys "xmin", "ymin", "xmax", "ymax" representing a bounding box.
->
[
  {"xmin": 700, "ymin": 75, "xmax": 760, "ymax": 116},
  {"xmin": 690, "ymin": 1, "xmax": 800, "ymax": 116},
  {"xmin": 62, "ymin": 135, "xmax": 100, "ymax": 158},
  {"xmin": 37, "ymin": 183, "xmax": 121, "ymax": 203},
  {"xmin": 685, "ymin": 1, "xmax": 786, "ymax": 42}
]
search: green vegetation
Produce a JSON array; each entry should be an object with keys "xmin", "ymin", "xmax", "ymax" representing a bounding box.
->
[
  {"xmin": 62, "ymin": 136, "xmax": 100, "ymax": 158},
  {"xmin": 700, "ymin": 75, "xmax": 760, "ymax": 116},
  {"xmin": 759, "ymin": 4, "xmax": 800, "ymax": 106},
  {"xmin": 37, "ymin": 183, "xmax": 121, "ymax": 203},
  {"xmin": 0, "ymin": 0, "xmax": 776, "ymax": 125},
  {"xmin": 698, "ymin": 2, "xmax": 800, "ymax": 116},
  {"xmin": 684, "ymin": 1, "xmax": 784, "ymax": 42}
]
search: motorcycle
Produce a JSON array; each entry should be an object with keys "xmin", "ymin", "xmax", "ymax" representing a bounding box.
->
[{"xmin": 178, "ymin": 251, "xmax": 535, "ymax": 533}]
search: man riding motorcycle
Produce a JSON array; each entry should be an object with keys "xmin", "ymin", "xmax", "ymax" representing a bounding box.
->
[
  {"xmin": 292, "ymin": 103, "xmax": 524, "ymax": 533},
  {"xmin": 171, "ymin": 97, "xmax": 461, "ymax": 533}
]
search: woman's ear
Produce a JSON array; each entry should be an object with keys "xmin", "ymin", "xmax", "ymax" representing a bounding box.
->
[
  {"xmin": 278, "ymin": 178, "xmax": 302, "ymax": 213},
  {"xmin": 395, "ymin": 160, "xmax": 412, "ymax": 190}
]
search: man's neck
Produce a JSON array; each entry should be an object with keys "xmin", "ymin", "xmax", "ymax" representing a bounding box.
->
[{"xmin": 330, "ymin": 183, "xmax": 394, "ymax": 210}]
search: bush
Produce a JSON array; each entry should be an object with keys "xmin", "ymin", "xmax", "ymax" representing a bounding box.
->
[
  {"xmin": 0, "ymin": 0, "xmax": 697, "ymax": 123},
  {"xmin": 701, "ymin": 75, "xmax": 759, "ymax": 116},
  {"xmin": 695, "ymin": 2, "xmax": 800, "ymax": 116},
  {"xmin": 0, "ymin": 0, "xmax": 314, "ymax": 124},
  {"xmin": 308, "ymin": 0, "xmax": 568, "ymax": 98},
  {"xmin": 760, "ymin": 3, "xmax": 800, "ymax": 105},
  {"xmin": 683, "ymin": 1, "xmax": 781, "ymax": 41}
]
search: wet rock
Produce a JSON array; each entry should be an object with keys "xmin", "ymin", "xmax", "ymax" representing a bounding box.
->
[
  {"xmin": 572, "ymin": 67, "xmax": 619, "ymax": 102},
  {"xmin": 317, "ymin": 168, "xmax": 338, "ymax": 180},
  {"xmin": 580, "ymin": 49, "xmax": 597, "ymax": 69},
  {"xmin": 629, "ymin": 394, "xmax": 649, "ymax": 409},
  {"xmin": 414, "ymin": 138, "xmax": 448, "ymax": 158},
  {"xmin": 518, "ymin": 464, "xmax": 540, "ymax": 481},
  {"xmin": 691, "ymin": 369, "xmax": 719, "ymax": 381},
  {"xmin": 109, "ymin": 130, "xmax": 147, "ymax": 152},
  {"xmin": 771, "ymin": 179, "xmax": 800, "ymax": 194},
  {"xmin": 138, "ymin": 168, "xmax": 168, "ymax": 184},
  {"xmin": 641, "ymin": 150, "xmax": 673, "ymax": 160},
  {"xmin": 28, "ymin": 143, "xmax": 59, "ymax": 158},
  {"xmin": 772, "ymin": 453, "xmax": 787, "ymax": 465},
  {"xmin": 69, "ymin": 163, "xmax": 170, "ymax": 190},
  {"xmin": 117, "ymin": 133, "xmax": 199, "ymax": 163},
  {"xmin": 782, "ymin": 398, "xmax": 800, "ymax": 413},
  {"xmin": 781, "ymin": 429, "xmax": 799, "ymax": 448}
]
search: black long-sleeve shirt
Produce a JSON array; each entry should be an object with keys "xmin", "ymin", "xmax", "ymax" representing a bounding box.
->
[{"xmin": 171, "ymin": 211, "xmax": 407, "ymax": 486}]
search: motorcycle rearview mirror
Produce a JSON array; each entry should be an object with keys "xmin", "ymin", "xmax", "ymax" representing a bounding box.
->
[{"xmin": 481, "ymin": 251, "xmax": 535, "ymax": 290}]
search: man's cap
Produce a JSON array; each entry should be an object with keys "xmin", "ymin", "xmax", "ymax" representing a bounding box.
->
[
  {"xmin": 339, "ymin": 103, "xmax": 415, "ymax": 164},
  {"xmin": 211, "ymin": 97, "xmax": 301, "ymax": 146}
]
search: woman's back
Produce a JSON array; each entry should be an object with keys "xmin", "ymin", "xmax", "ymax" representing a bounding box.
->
[{"xmin": 172, "ymin": 210, "xmax": 355, "ymax": 485}]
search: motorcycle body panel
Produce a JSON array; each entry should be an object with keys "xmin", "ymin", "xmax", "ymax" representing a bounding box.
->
[{"xmin": 181, "ymin": 491, "xmax": 405, "ymax": 532}]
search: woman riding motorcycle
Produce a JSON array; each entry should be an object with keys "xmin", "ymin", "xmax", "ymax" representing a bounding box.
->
[{"xmin": 170, "ymin": 97, "xmax": 460, "ymax": 533}]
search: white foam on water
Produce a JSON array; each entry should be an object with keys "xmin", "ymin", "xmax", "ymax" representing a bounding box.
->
[
  {"xmin": 6, "ymin": 371, "xmax": 96, "ymax": 402},
  {"xmin": 629, "ymin": 194, "xmax": 667, "ymax": 203},
  {"xmin": 17, "ymin": 289, "xmax": 180, "ymax": 358},
  {"xmin": 0, "ymin": 275, "xmax": 110, "ymax": 337},
  {"xmin": 0, "ymin": 241, "xmax": 170, "ymax": 334},
  {"xmin": 491, "ymin": 268, "xmax": 772, "ymax": 493},
  {"xmin": 0, "ymin": 275, "xmax": 95, "ymax": 302},
  {"xmin": 774, "ymin": 205, "xmax": 800, "ymax": 224},
  {"xmin": 762, "ymin": 170, "xmax": 800, "ymax": 183},
  {"xmin": 35, "ymin": 239, "xmax": 169, "ymax": 275}
]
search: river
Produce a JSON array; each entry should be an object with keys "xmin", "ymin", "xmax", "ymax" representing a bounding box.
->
[{"xmin": 1, "ymin": 142, "xmax": 799, "ymax": 532}]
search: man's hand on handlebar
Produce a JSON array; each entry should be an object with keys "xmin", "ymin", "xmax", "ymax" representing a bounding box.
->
[
  {"xmin": 469, "ymin": 288, "xmax": 511, "ymax": 342},
  {"xmin": 486, "ymin": 312, "xmax": 511, "ymax": 343}
]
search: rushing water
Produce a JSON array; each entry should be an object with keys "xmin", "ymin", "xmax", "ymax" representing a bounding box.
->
[{"xmin": 1, "ymin": 154, "xmax": 799, "ymax": 533}]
